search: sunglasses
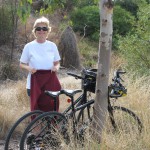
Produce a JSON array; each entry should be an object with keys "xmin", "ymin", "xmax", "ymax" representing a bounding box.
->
[{"xmin": 35, "ymin": 27, "xmax": 48, "ymax": 31}]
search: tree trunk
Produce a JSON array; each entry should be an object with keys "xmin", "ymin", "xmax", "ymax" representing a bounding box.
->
[
  {"xmin": 92, "ymin": 0, "xmax": 113, "ymax": 142},
  {"xmin": 10, "ymin": 0, "xmax": 18, "ymax": 61}
]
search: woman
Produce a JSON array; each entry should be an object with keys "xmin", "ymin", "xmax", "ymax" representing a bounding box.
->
[{"xmin": 20, "ymin": 16, "xmax": 61, "ymax": 112}]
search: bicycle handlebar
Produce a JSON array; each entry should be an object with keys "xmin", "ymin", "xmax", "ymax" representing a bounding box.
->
[
  {"xmin": 117, "ymin": 71, "xmax": 126, "ymax": 74},
  {"xmin": 67, "ymin": 69, "xmax": 96, "ymax": 81},
  {"xmin": 82, "ymin": 69, "xmax": 96, "ymax": 78},
  {"xmin": 67, "ymin": 68, "xmax": 127, "ymax": 98},
  {"xmin": 113, "ymin": 70, "xmax": 126, "ymax": 83},
  {"xmin": 115, "ymin": 70, "xmax": 126, "ymax": 78},
  {"xmin": 67, "ymin": 72, "xmax": 83, "ymax": 80},
  {"xmin": 67, "ymin": 69, "xmax": 126, "ymax": 84}
]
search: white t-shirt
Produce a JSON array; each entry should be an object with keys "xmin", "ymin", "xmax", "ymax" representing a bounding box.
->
[{"xmin": 20, "ymin": 40, "xmax": 61, "ymax": 89}]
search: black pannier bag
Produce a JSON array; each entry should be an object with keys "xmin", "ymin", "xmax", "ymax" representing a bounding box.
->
[{"xmin": 81, "ymin": 69, "xmax": 97, "ymax": 93}]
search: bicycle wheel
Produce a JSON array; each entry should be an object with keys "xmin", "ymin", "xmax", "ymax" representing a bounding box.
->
[
  {"xmin": 108, "ymin": 106, "xmax": 143, "ymax": 135},
  {"xmin": 4, "ymin": 110, "xmax": 43, "ymax": 150},
  {"xmin": 19, "ymin": 111, "xmax": 69, "ymax": 150}
]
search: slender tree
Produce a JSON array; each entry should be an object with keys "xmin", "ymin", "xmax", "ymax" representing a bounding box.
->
[
  {"xmin": 10, "ymin": 0, "xmax": 19, "ymax": 60},
  {"xmin": 92, "ymin": 0, "xmax": 113, "ymax": 142}
]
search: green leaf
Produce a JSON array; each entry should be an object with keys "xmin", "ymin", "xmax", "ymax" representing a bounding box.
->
[{"xmin": 27, "ymin": 0, "xmax": 32, "ymax": 4}]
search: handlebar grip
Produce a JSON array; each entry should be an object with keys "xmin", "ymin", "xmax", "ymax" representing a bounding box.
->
[
  {"xmin": 118, "ymin": 71, "xmax": 126, "ymax": 74},
  {"xmin": 116, "ymin": 70, "xmax": 126, "ymax": 76},
  {"xmin": 67, "ymin": 72, "xmax": 83, "ymax": 80},
  {"xmin": 114, "ymin": 70, "xmax": 126, "ymax": 81}
]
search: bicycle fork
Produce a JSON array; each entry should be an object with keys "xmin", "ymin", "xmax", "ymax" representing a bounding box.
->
[{"xmin": 108, "ymin": 100, "xmax": 117, "ymax": 131}]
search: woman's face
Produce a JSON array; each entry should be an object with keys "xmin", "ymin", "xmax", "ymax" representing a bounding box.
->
[{"xmin": 35, "ymin": 23, "xmax": 49, "ymax": 41}]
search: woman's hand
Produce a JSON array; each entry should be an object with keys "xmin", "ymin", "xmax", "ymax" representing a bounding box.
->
[
  {"xmin": 51, "ymin": 66, "xmax": 58, "ymax": 72},
  {"xmin": 20, "ymin": 63, "xmax": 37, "ymax": 74},
  {"xmin": 51, "ymin": 61, "xmax": 60, "ymax": 72},
  {"xmin": 28, "ymin": 67, "xmax": 37, "ymax": 74}
]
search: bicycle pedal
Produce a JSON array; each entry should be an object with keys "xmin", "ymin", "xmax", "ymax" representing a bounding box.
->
[
  {"xmin": 26, "ymin": 133, "xmax": 35, "ymax": 145},
  {"xmin": 35, "ymin": 142, "xmax": 45, "ymax": 150}
]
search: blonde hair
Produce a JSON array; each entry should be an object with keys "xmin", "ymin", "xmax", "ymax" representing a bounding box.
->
[{"xmin": 32, "ymin": 16, "xmax": 51, "ymax": 37}]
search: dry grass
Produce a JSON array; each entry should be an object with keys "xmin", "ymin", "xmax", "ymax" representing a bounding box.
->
[
  {"xmin": 0, "ymin": 68, "xmax": 150, "ymax": 149},
  {"xmin": 0, "ymin": 80, "xmax": 30, "ymax": 139},
  {"xmin": 101, "ymin": 73, "xmax": 150, "ymax": 150}
]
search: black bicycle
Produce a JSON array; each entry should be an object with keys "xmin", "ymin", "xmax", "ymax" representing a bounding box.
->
[
  {"xmin": 18, "ymin": 69, "xmax": 143, "ymax": 150},
  {"xmin": 107, "ymin": 70, "xmax": 143, "ymax": 135},
  {"xmin": 5, "ymin": 69, "xmax": 94, "ymax": 150}
]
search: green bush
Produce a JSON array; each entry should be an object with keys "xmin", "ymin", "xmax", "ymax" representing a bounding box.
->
[
  {"xmin": 113, "ymin": 5, "xmax": 135, "ymax": 36},
  {"xmin": 70, "ymin": 6, "xmax": 100, "ymax": 41},
  {"xmin": 115, "ymin": 0, "xmax": 139, "ymax": 17},
  {"xmin": 0, "ymin": 6, "xmax": 13, "ymax": 45},
  {"xmin": 118, "ymin": 3, "xmax": 150, "ymax": 76},
  {"xmin": 113, "ymin": 5, "xmax": 135, "ymax": 49},
  {"xmin": 0, "ymin": 62, "xmax": 18, "ymax": 80},
  {"xmin": 71, "ymin": 5, "xmax": 135, "ymax": 49},
  {"xmin": 75, "ymin": 0, "xmax": 97, "ymax": 8},
  {"xmin": 118, "ymin": 35, "xmax": 150, "ymax": 76}
]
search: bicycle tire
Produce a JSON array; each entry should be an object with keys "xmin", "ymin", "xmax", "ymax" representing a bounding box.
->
[
  {"xmin": 108, "ymin": 106, "xmax": 143, "ymax": 135},
  {"xmin": 4, "ymin": 110, "xmax": 43, "ymax": 150},
  {"xmin": 19, "ymin": 111, "xmax": 68, "ymax": 150}
]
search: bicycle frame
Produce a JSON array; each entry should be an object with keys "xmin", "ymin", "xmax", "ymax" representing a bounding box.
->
[{"xmin": 62, "ymin": 82, "xmax": 93, "ymax": 120}]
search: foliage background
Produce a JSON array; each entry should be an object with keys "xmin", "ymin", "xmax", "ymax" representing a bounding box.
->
[{"xmin": 0, "ymin": 0, "xmax": 149, "ymax": 78}]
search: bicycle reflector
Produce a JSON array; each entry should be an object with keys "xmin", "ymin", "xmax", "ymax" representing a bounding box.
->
[{"xmin": 67, "ymin": 98, "xmax": 71, "ymax": 103}]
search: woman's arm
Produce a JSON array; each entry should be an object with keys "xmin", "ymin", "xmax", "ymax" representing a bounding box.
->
[
  {"xmin": 51, "ymin": 61, "xmax": 60, "ymax": 72},
  {"xmin": 20, "ymin": 62, "xmax": 37, "ymax": 74}
]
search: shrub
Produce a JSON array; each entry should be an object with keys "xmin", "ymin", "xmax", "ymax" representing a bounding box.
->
[
  {"xmin": 113, "ymin": 5, "xmax": 135, "ymax": 36},
  {"xmin": 70, "ymin": 6, "xmax": 100, "ymax": 41},
  {"xmin": 75, "ymin": 0, "xmax": 96, "ymax": 8},
  {"xmin": 113, "ymin": 5, "xmax": 135, "ymax": 49},
  {"xmin": 0, "ymin": 61, "xmax": 18, "ymax": 80},
  {"xmin": 71, "ymin": 5, "xmax": 135, "ymax": 48},
  {"xmin": 118, "ymin": 3, "xmax": 150, "ymax": 76},
  {"xmin": 115, "ymin": 0, "xmax": 139, "ymax": 17}
]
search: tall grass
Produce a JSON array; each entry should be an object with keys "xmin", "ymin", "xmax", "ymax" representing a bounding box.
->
[
  {"xmin": 0, "ymin": 55, "xmax": 150, "ymax": 149},
  {"xmin": 0, "ymin": 80, "xmax": 30, "ymax": 139},
  {"xmin": 101, "ymin": 74, "xmax": 150, "ymax": 150}
]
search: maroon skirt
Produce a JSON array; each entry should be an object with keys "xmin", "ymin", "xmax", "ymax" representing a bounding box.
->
[{"xmin": 30, "ymin": 70, "xmax": 61, "ymax": 112}]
